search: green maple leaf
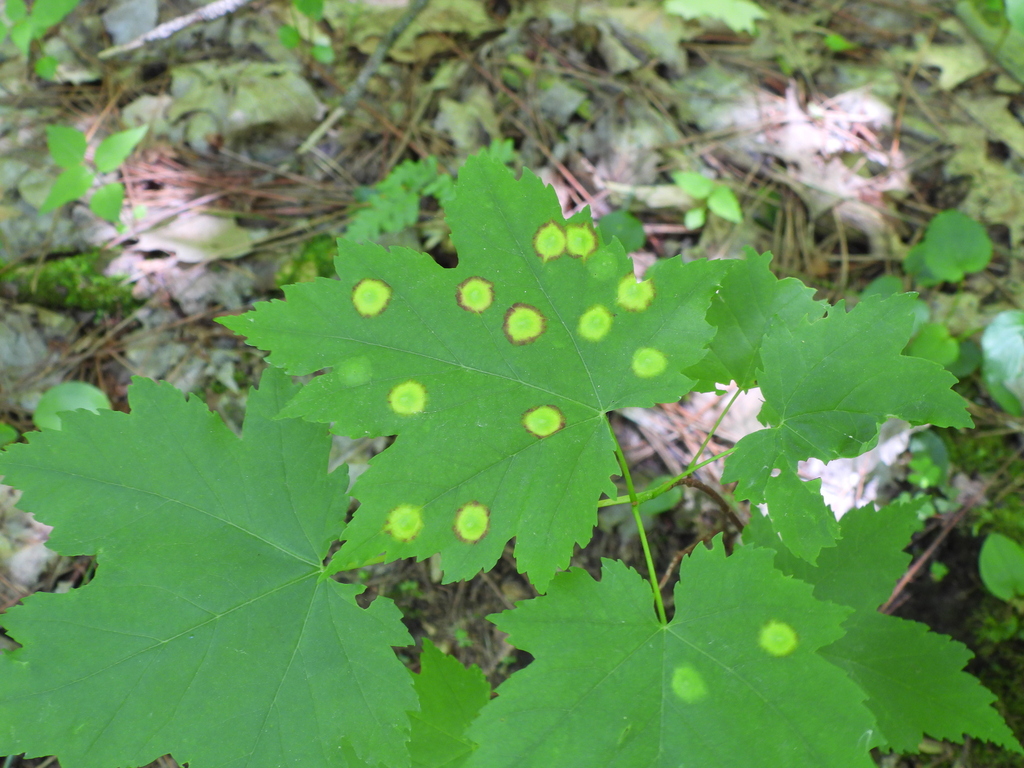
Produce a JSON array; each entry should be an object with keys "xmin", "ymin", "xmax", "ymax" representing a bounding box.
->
[
  {"xmin": 464, "ymin": 543, "xmax": 878, "ymax": 768},
  {"xmin": 719, "ymin": 294, "xmax": 971, "ymax": 563},
  {"xmin": 0, "ymin": 369, "xmax": 417, "ymax": 768},
  {"xmin": 749, "ymin": 501, "xmax": 1022, "ymax": 753},
  {"xmin": 684, "ymin": 249, "xmax": 824, "ymax": 391},
  {"xmin": 408, "ymin": 639, "xmax": 490, "ymax": 768},
  {"xmin": 222, "ymin": 154, "xmax": 727, "ymax": 590}
]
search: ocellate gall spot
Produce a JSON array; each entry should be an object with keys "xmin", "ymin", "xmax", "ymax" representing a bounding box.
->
[
  {"xmin": 503, "ymin": 303, "xmax": 546, "ymax": 345},
  {"xmin": 522, "ymin": 405, "xmax": 565, "ymax": 438},
  {"xmin": 534, "ymin": 221, "xmax": 566, "ymax": 262},
  {"xmin": 758, "ymin": 620, "xmax": 799, "ymax": 657},
  {"xmin": 454, "ymin": 501, "xmax": 490, "ymax": 543},
  {"xmin": 384, "ymin": 504, "xmax": 424, "ymax": 542},
  {"xmin": 352, "ymin": 278, "xmax": 392, "ymax": 317}
]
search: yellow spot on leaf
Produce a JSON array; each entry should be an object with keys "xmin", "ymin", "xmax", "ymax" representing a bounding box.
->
[
  {"xmin": 457, "ymin": 276, "xmax": 494, "ymax": 313},
  {"xmin": 388, "ymin": 380, "xmax": 427, "ymax": 415},
  {"xmin": 578, "ymin": 305, "xmax": 613, "ymax": 341},
  {"xmin": 616, "ymin": 274, "xmax": 654, "ymax": 312},
  {"xmin": 632, "ymin": 347, "xmax": 667, "ymax": 378},
  {"xmin": 586, "ymin": 251, "xmax": 617, "ymax": 281},
  {"xmin": 522, "ymin": 405, "xmax": 565, "ymax": 438},
  {"xmin": 671, "ymin": 665, "xmax": 708, "ymax": 703},
  {"xmin": 384, "ymin": 504, "xmax": 424, "ymax": 542},
  {"xmin": 566, "ymin": 223, "xmax": 597, "ymax": 258},
  {"xmin": 352, "ymin": 278, "xmax": 392, "ymax": 317},
  {"xmin": 454, "ymin": 501, "xmax": 490, "ymax": 543},
  {"xmin": 534, "ymin": 221, "xmax": 566, "ymax": 261},
  {"xmin": 338, "ymin": 356, "xmax": 372, "ymax": 387},
  {"xmin": 759, "ymin": 620, "xmax": 799, "ymax": 657},
  {"xmin": 503, "ymin": 303, "xmax": 546, "ymax": 345}
]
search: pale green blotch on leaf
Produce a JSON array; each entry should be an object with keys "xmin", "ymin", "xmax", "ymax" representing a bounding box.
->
[
  {"xmin": 578, "ymin": 305, "xmax": 613, "ymax": 342},
  {"xmin": 384, "ymin": 504, "xmax": 424, "ymax": 542},
  {"xmin": 671, "ymin": 664, "xmax": 708, "ymax": 703},
  {"xmin": 388, "ymin": 380, "xmax": 427, "ymax": 415},
  {"xmin": 616, "ymin": 275, "xmax": 654, "ymax": 312},
  {"xmin": 352, "ymin": 278, "xmax": 392, "ymax": 317},
  {"xmin": 566, "ymin": 223, "xmax": 597, "ymax": 259},
  {"xmin": 631, "ymin": 347, "xmax": 667, "ymax": 378},
  {"xmin": 338, "ymin": 356, "xmax": 372, "ymax": 387},
  {"xmin": 534, "ymin": 221, "xmax": 566, "ymax": 262},
  {"xmin": 503, "ymin": 303, "xmax": 546, "ymax": 345},
  {"xmin": 522, "ymin": 405, "xmax": 565, "ymax": 438},
  {"xmin": 454, "ymin": 501, "xmax": 490, "ymax": 543},
  {"xmin": 457, "ymin": 276, "xmax": 494, "ymax": 313},
  {"xmin": 586, "ymin": 250, "xmax": 617, "ymax": 281},
  {"xmin": 758, "ymin": 620, "xmax": 799, "ymax": 657}
]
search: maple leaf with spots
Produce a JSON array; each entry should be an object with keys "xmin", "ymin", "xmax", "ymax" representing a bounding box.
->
[{"xmin": 221, "ymin": 155, "xmax": 726, "ymax": 590}]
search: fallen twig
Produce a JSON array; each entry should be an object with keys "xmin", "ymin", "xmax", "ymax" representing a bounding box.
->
[
  {"xmin": 298, "ymin": 0, "xmax": 432, "ymax": 154},
  {"xmin": 880, "ymin": 501, "xmax": 974, "ymax": 615},
  {"xmin": 98, "ymin": 0, "xmax": 256, "ymax": 58}
]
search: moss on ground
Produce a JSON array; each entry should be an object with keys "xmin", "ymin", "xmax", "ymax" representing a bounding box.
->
[{"xmin": 2, "ymin": 251, "xmax": 137, "ymax": 313}]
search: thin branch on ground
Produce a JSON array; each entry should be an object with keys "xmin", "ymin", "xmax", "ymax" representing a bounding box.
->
[
  {"xmin": 880, "ymin": 501, "xmax": 974, "ymax": 615},
  {"xmin": 98, "ymin": 0, "xmax": 256, "ymax": 58},
  {"xmin": 298, "ymin": 0, "xmax": 433, "ymax": 154}
]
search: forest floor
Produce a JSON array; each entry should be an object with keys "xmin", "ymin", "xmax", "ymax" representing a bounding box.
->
[{"xmin": 2, "ymin": 0, "xmax": 1024, "ymax": 765}]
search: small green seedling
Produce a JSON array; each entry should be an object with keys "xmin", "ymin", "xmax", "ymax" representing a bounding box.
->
[
  {"xmin": 40, "ymin": 124, "xmax": 148, "ymax": 226},
  {"xmin": 931, "ymin": 561, "xmax": 949, "ymax": 582},
  {"xmin": 275, "ymin": 233, "xmax": 337, "ymax": 287},
  {"xmin": 906, "ymin": 429, "xmax": 950, "ymax": 491},
  {"xmin": 347, "ymin": 156, "xmax": 454, "ymax": 243},
  {"xmin": 904, "ymin": 210, "xmax": 993, "ymax": 286},
  {"xmin": 346, "ymin": 142, "xmax": 512, "ymax": 245},
  {"xmin": 672, "ymin": 171, "xmax": 743, "ymax": 229},
  {"xmin": 1, "ymin": 0, "xmax": 80, "ymax": 58},
  {"xmin": 822, "ymin": 33, "xmax": 859, "ymax": 52},
  {"xmin": 979, "ymin": 533, "xmax": 1024, "ymax": 605},
  {"xmin": 278, "ymin": 0, "xmax": 333, "ymax": 63},
  {"xmin": 33, "ymin": 381, "xmax": 111, "ymax": 431}
]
